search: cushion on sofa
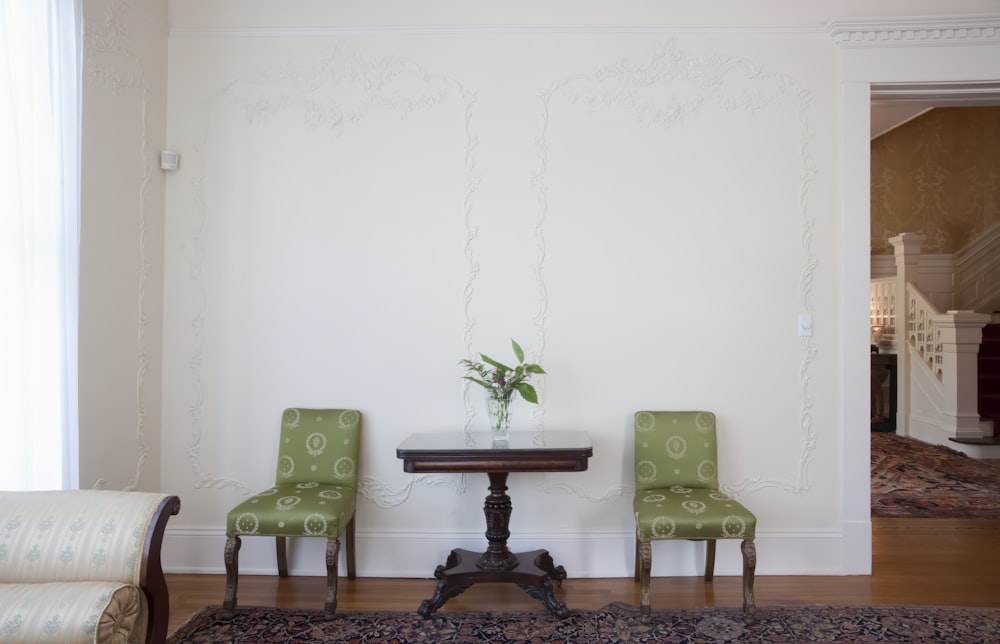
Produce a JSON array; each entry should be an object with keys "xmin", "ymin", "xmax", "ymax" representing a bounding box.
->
[{"xmin": 0, "ymin": 582, "xmax": 142, "ymax": 644}]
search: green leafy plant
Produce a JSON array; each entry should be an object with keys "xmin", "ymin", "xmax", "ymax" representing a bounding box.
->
[{"xmin": 461, "ymin": 339, "xmax": 547, "ymax": 405}]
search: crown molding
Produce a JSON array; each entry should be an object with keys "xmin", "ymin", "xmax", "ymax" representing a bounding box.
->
[{"xmin": 827, "ymin": 14, "xmax": 1000, "ymax": 48}]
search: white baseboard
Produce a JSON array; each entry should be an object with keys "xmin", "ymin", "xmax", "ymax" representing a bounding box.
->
[{"xmin": 162, "ymin": 526, "xmax": 853, "ymax": 578}]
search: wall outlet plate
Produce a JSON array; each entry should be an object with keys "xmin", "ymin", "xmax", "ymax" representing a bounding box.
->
[
  {"xmin": 798, "ymin": 313, "xmax": 813, "ymax": 337},
  {"xmin": 160, "ymin": 150, "xmax": 179, "ymax": 171}
]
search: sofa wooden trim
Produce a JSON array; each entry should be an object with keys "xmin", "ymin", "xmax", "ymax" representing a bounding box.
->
[{"xmin": 141, "ymin": 494, "xmax": 182, "ymax": 644}]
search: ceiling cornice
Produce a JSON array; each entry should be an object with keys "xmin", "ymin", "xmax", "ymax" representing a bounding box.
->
[{"xmin": 827, "ymin": 14, "xmax": 1000, "ymax": 48}]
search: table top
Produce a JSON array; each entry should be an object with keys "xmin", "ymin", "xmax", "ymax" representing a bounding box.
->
[{"xmin": 396, "ymin": 430, "xmax": 592, "ymax": 474}]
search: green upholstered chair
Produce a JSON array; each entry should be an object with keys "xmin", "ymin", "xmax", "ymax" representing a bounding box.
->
[
  {"xmin": 633, "ymin": 411, "xmax": 757, "ymax": 622},
  {"xmin": 224, "ymin": 408, "xmax": 361, "ymax": 617}
]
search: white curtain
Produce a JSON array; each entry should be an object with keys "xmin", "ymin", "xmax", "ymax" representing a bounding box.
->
[{"xmin": 0, "ymin": 0, "xmax": 82, "ymax": 490}]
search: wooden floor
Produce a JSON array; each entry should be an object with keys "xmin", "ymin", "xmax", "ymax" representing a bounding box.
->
[{"xmin": 166, "ymin": 517, "xmax": 1000, "ymax": 633}]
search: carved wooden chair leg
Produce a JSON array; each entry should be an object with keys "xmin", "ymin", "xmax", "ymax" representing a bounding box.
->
[
  {"xmin": 633, "ymin": 536, "xmax": 640, "ymax": 582},
  {"xmin": 638, "ymin": 540, "xmax": 652, "ymax": 623},
  {"xmin": 345, "ymin": 515, "xmax": 357, "ymax": 580},
  {"xmin": 223, "ymin": 535, "xmax": 242, "ymax": 616},
  {"xmin": 704, "ymin": 539, "xmax": 717, "ymax": 581},
  {"xmin": 276, "ymin": 536, "xmax": 289, "ymax": 577},
  {"xmin": 741, "ymin": 539, "xmax": 757, "ymax": 620},
  {"xmin": 324, "ymin": 536, "xmax": 341, "ymax": 617}
]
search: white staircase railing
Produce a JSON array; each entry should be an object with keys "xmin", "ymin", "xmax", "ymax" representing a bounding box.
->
[
  {"xmin": 869, "ymin": 276, "xmax": 896, "ymax": 342},
  {"xmin": 906, "ymin": 284, "xmax": 943, "ymax": 381},
  {"xmin": 870, "ymin": 232, "xmax": 992, "ymax": 449}
]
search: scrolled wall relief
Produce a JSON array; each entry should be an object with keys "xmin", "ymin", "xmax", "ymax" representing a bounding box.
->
[
  {"xmin": 83, "ymin": 0, "xmax": 152, "ymax": 492},
  {"xmin": 531, "ymin": 40, "xmax": 818, "ymax": 501},
  {"xmin": 182, "ymin": 44, "xmax": 479, "ymax": 506}
]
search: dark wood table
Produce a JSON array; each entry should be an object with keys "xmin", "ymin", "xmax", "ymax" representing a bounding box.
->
[
  {"xmin": 396, "ymin": 431, "xmax": 593, "ymax": 618},
  {"xmin": 871, "ymin": 352, "xmax": 898, "ymax": 432}
]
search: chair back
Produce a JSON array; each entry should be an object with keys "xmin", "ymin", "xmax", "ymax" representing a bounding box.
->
[
  {"xmin": 274, "ymin": 408, "xmax": 361, "ymax": 489},
  {"xmin": 634, "ymin": 410, "xmax": 719, "ymax": 492}
]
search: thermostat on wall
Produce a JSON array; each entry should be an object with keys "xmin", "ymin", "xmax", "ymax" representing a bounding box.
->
[{"xmin": 160, "ymin": 150, "xmax": 179, "ymax": 171}]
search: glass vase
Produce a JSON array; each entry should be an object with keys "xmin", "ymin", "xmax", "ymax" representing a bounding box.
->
[{"xmin": 486, "ymin": 391, "xmax": 512, "ymax": 443}]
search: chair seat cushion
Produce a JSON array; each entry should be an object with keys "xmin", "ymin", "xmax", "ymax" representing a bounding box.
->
[
  {"xmin": 226, "ymin": 483, "xmax": 355, "ymax": 538},
  {"xmin": 634, "ymin": 486, "xmax": 756, "ymax": 541}
]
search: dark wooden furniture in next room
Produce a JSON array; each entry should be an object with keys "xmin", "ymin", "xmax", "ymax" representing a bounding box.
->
[{"xmin": 871, "ymin": 353, "xmax": 897, "ymax": 432}]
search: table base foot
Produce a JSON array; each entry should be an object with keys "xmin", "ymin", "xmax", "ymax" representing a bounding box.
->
[
  {"xmin": 417, "ymin": 548, "xmax": 570, "ymax": 619},
  {"xmin": 518, "ymin": 580, "xmax": 569, "ymax": 618}
]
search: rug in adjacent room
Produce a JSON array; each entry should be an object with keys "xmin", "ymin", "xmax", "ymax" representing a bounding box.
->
[
  {"xmin": 168, "ymin": 602, "xmax": 1000, "ymax": 643},
  {"xmin": 870, "ymin": 431, "xmax": 1000, "ymax": 518}
]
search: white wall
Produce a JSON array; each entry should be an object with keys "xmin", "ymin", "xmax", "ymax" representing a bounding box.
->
[
  {"xmin": 161, "ymin": 3, "xmax": 843, "ymax": 578},
  {"xmin": 76, "ymin": 0, "xmax": 1000, "ymax": 582},
  {"xmin": 80, "ymin": 0, "xmax": 168, "ymax": 491}
]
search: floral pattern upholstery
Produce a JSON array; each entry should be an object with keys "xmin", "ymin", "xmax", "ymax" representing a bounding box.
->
[
  {"xmin": 226, "ymin": 408, "xmax": 361, "ymax": 539},
  {"xmin": 633, "ymin": 411, "xmax": 757, "ymax": 622},
  {"xmin": 0, "ymin": 490, "xmax": 179, "ymax": 644},
  {"xmin": 0, "ymin": 582, "xmax": 140, "ymax": 644},
  {"xmin": 224, "ymin": 408, "xmax": 361, "ymax": 616}
]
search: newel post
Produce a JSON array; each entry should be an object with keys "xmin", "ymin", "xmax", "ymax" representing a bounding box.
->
[
  {"xmin": 931, "ymin": 311, "xmax": 991, "ymax": 440},
  {"xmin": 889, "ymin": 233, "xmax": 925, "ymax": 436}
]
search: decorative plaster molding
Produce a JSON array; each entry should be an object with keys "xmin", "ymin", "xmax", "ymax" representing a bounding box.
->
[
  {"xmin": 84, "ymin": 0, "xmax": 151, "ymax": 492},
  {"xmin": 359, "ymin": 473, "xmax": 467, "ymax": 509},
  {"xmin": 827, "ymin": 15, "xmax": 1000, "ymax": 48},
  {"xmin": 185, "ymin": 46, "xmax": 479, "ymax": 506},
  {"xmin": 538, "ymin": 482, "xmax": 633, "ymax": 503},
  {"xmin": 534, "ymin": 40, "xmax": 817, "ymax": 501}
]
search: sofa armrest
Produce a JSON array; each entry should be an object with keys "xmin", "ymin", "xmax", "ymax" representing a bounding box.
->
[
  {"xmin": 139, "ymin": 494, "xmax": 181, "ymax": 644},
  {"xmin": 0, "ymin": 490, "xmax": 181, "ymax": 644}
]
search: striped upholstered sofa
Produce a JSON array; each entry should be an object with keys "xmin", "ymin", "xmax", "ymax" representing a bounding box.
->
[{"xmin": 0, "ymin": 490, "xmax": 180, "ymax": 644}]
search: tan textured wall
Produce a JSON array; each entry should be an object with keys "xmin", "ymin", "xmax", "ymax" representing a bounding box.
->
[{"xmin": 871, "ymin": 106, "xmax": 1000, "ymax": 255}]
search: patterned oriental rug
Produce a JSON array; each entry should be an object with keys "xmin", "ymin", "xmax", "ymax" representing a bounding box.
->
[
  {"xmin": 870, "ymin": 432, "xmax": 1000, "ymax": 518},
  {"xmin": 168, "ymin": 603, "xmax": 1000, "ymax": 643}
]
